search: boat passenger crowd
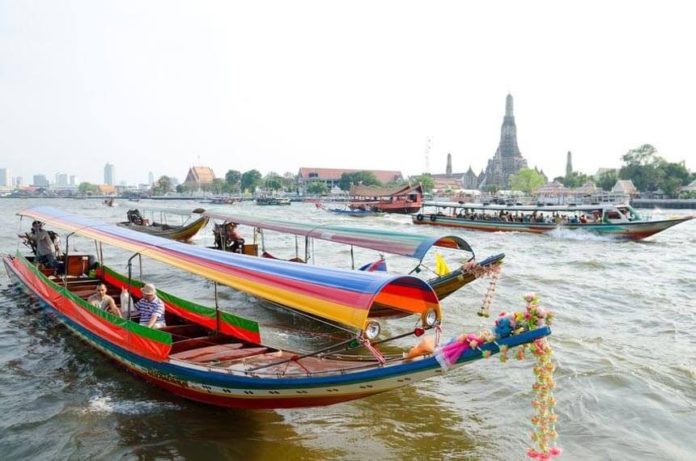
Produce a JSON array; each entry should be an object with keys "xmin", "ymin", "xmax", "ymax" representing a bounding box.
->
[{"xmin": 439, "ymin": 209, "xmax": 615, "ymax": 224}]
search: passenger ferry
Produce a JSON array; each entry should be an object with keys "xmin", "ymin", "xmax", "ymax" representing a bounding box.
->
[{"xmin": 412, "ymin": 201, "xmax": 693, "ymax": 240}]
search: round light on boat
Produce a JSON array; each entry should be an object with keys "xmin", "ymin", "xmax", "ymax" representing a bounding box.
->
[
  {"xmin": 424, "ymin": 308, "xmax": 439, "ymax": 327},
  {"xmin": 365, "ymin": 321, "xmax": 381, "ymax": 340}
]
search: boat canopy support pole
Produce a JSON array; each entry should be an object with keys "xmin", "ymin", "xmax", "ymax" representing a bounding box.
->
[
  {"xmin": 214, "ymin": 281, "xmax": 220, "ymax": 335},
  {"xmin": 125, "ymin": 253, "xmax": 141, "ymax": 319},
  {"xmin": 350, "ymin": 246, "xmax": 355, "ymax": 270},
  {"xmin": 62, "ymin": 232, "xmax": 75, "ymax": 287}
]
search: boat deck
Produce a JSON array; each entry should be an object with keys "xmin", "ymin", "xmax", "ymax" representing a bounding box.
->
[{"xmin": 63, "ymin": 273, "xmax": 386, "ymax": 377}]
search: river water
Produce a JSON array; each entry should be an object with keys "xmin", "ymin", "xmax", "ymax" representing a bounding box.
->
[{"xmin": 0, "ymin": 198, "xmax": 694, "ymax": 460}]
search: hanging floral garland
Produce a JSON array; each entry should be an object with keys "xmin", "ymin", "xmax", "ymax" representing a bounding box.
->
[{"xmin": 427, "ymin": 292, "xmax": 561, "ymax": 458}]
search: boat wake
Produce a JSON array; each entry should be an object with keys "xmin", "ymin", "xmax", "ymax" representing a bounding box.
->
[
  {"xmin": 83, "ymin": 395, "xmax": 181, "ymax": 415},
  {"xmin": 547, "ymin": 228, "xmax": 615, "ymax": 242}
]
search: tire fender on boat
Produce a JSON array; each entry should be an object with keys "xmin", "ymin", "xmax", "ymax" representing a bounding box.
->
[
  {"xmin": 416, "ymin": 214, "xmax": 424, "ymax": 222},
  {"xmin": 430, "ymin": 215, "xmax": 437, "ymax": 222}
]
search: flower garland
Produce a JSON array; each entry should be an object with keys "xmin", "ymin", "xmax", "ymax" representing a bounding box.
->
[
  {"xmin": 460, "ymin": 260, "xmax": 502, "ymax": 318},
  {"xmin": 432, "ymin": 292, "xmax": 561, "ymax": 458}
]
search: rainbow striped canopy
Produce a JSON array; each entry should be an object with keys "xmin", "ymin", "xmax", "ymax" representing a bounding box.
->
[
  {"xmin": 202, "ymin": 211, "xmax": 473, "ymax": 261},
  {"xmin": 20, "ymin": 207, "xmax": 441, "ymax": 333}
]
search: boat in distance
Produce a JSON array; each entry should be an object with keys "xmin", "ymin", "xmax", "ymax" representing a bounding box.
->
[
  {"xmin": 117, "ymin": 207, "xmax": 209, "ymax": 241},
  {"xmin": 201, "ymin": 210, "xmax": 504, "ymax": 302},
  {"xmin": 412, "ymin": 201, "xmax": 693, "ymax": 240},
  {"xmin": 4, "ymin": 206, "xmax": 549, "ymax": 409},
  {"xmin": 256, "ymin": 196, "xmax": 291, "ymax": 206}
]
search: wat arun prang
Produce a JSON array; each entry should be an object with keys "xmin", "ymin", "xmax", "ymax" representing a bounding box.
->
[{"xmin": 481, "ymin": 94, "xmax": 528, "ymax": 189}]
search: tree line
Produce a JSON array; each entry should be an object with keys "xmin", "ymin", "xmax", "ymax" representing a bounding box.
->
[{"xmin": 507, "ymin": 144, "xmax": 694, "ymax": 198}]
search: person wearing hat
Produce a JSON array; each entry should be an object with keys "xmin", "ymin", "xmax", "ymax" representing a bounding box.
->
[
  {"xmin": 134, "ymin": 283, "xmax": 166, "ymax": 329},
  {"xmin": 19, "ymin": 221, "xmax": 59, "ymax": 271}
]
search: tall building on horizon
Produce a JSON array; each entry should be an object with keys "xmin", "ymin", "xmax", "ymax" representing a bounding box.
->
[
  {"xmin": 148, "ymin": 171, "xmax": 154, "ymax": 185},
  {"xmin": 481, "ymin": 94, "xmax": 528, "ymax": 189},
  {"xmin": 55, "ymin": 173, "xmax": 68, "ymax": 187},
  {"xmin": 0, "ymin": 168, "xmax": 10, "ymax": 187},
  {"xmin": 33, "ymin": 174, "xmax": 49, "ymax": 187},
  {"xmin": 104, "ymin": 163, "xmax": 114, "ymax": 185}
]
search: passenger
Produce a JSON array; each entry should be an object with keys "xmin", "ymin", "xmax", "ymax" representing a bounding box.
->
[
  {"xmin": 225, "ymin": 222, "xmax": 245, "ymax": 253},
  {"xmin": 135, "ymin": 283, "xmax": 166, "ymax": 329},
  {"xmin": 19, "ymin": 221, "xmax": 59, "ymax": 271},
  {"xmin": 87, "ymin": 283, "xmax": 122, "ymax": 317}
]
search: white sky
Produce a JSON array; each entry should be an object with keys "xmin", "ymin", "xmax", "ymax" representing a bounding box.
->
[{"xmin": 1, "ymin": 1, "xmax": 695, "ymax": 185}]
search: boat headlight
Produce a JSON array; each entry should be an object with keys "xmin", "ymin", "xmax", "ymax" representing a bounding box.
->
[
  {"xmin": 424, "ymin": 308, "xmax": 439, "ymax": 327},
  {"xmin": 365, "ymin": 321, "xmax": 381, "ymax": 340}
]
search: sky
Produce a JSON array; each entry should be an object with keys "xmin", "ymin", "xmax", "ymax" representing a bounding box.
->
[{"xmin": 1, "ymin": 1, "xmax": 695, "ymax": 186}]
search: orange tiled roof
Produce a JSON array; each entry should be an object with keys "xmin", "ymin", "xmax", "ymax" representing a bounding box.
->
[{"xmin": 185, "ymin": 166, "xmax": 216, "ymax": 184}]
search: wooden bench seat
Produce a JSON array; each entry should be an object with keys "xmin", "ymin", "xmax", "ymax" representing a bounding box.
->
[{"xmin": 170, "ymin": 343, "xmax": 243, "ymax": 360}]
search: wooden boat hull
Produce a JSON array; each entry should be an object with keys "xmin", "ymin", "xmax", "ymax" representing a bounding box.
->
[
  {"xmin": 351, "ymin": 202, "xmax": 420, "ymax": 214},
  {"xmin": 117, "ymin": 216, "xmax": 209, "ymax": 241},
  {"xmin": 328, "ymin": 208, "xmax": 382, "ymax": 217},
  {"xmin": 412, "ymin": 213, "xmax": 693, "ymax": 240},
  {"xmin": 3, "ymin": 253, "xmax": 549, "ymax": 409}
]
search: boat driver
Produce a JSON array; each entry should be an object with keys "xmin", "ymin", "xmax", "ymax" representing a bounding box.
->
[
  {"xmin": 225, "ymin": 222, "xmax": 244, "ymax": 253},
  {"xmin": 19, "ymin": 221, "xmax": 60, "ymax": 271}
]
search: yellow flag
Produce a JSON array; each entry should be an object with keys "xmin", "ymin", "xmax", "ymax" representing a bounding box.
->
[{"xmin": 435, "ymin": 252, "xmax": 450, "ymax": 276}]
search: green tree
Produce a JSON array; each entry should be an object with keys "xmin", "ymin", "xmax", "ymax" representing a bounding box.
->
[
  {"xmin": 306, "ymin": 182, "xmax": 328, "ymax": 195},
  {"xmin": 240, "ymin": 169, "xmax": 262, "ymax": 193},
  {"xmin": 282, "ymin": 172, "xmax": 297, "ymax": 193},
  {"xmin": 597, "ymin": 170, "xmax": 618, "ymax": 191},
  {"xmin": 210, "ymin": 178, "xmax": 226, "ymax": 194},
  {"xmin": 657, "ymin": 162, "xmax": 691, "ymax": 197},
  {"xmin": 560, "ymin": 171, "xmax": 592, "ymax": 188},
  {"xmin": 78, "ymin": 182, "xmax": 99, "ymax": 195},
  {"xmin": 225, "ymin": 170, "xmax": 241, "ymax": 192},
  {"xmin": 264, "ymin": 172, "xmax": 283, "ymax": 192},
  {"xmin": 152, "ymin": 176, "xmax": 173, "ymax": 195},
  {"xmin": 338, "ymin": 171, "xmax": 381, "ymax": 191},
  {"xmin": 508, "ymin": 168, "xmax": 546, "ymax": 194},
  {"xmin": 620, "ymin": 144, "xmax": 664, "ymax": 191},
  {"xmin": 410, "ymin": 174, "xmax": 434, "ymax": 192}
]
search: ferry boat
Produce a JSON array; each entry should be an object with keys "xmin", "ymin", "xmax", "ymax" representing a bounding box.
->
[
  {"xmin": 348, "ymin": 184, "xmax": 423, "ymax": 214},
  {"xmin": 412, "ymin": 201, "xmax": 693, "ymax": 240}
]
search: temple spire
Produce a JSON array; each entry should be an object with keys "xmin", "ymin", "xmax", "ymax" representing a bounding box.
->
[
  {"xmin": 505, "ymin": 93, "xmax": 514, "ymax": 117},
  {"xmin": 566, "ymin": 151, "xmax": 573, "ymax": 177}
]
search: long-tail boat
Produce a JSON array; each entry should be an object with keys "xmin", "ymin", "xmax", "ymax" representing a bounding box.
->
[
  {"xmin": 3, "ymin": 206, "xmax": 549, "ymax": 409},
  {"xmin": 413, "ymin": 201, "xmax": 693, "ymax": 240},
  {"xmin": 201, "ymin": 210, "xmax": 504, "ymax": 302},
  {"xmin": 117, "ymin": 207, "xmax": 209, "ymax": 241}
]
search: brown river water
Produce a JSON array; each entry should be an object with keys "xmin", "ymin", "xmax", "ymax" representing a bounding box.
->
[{"xmin": 0, "ymin": 198, "xmax": 694, "ymax": 460}]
